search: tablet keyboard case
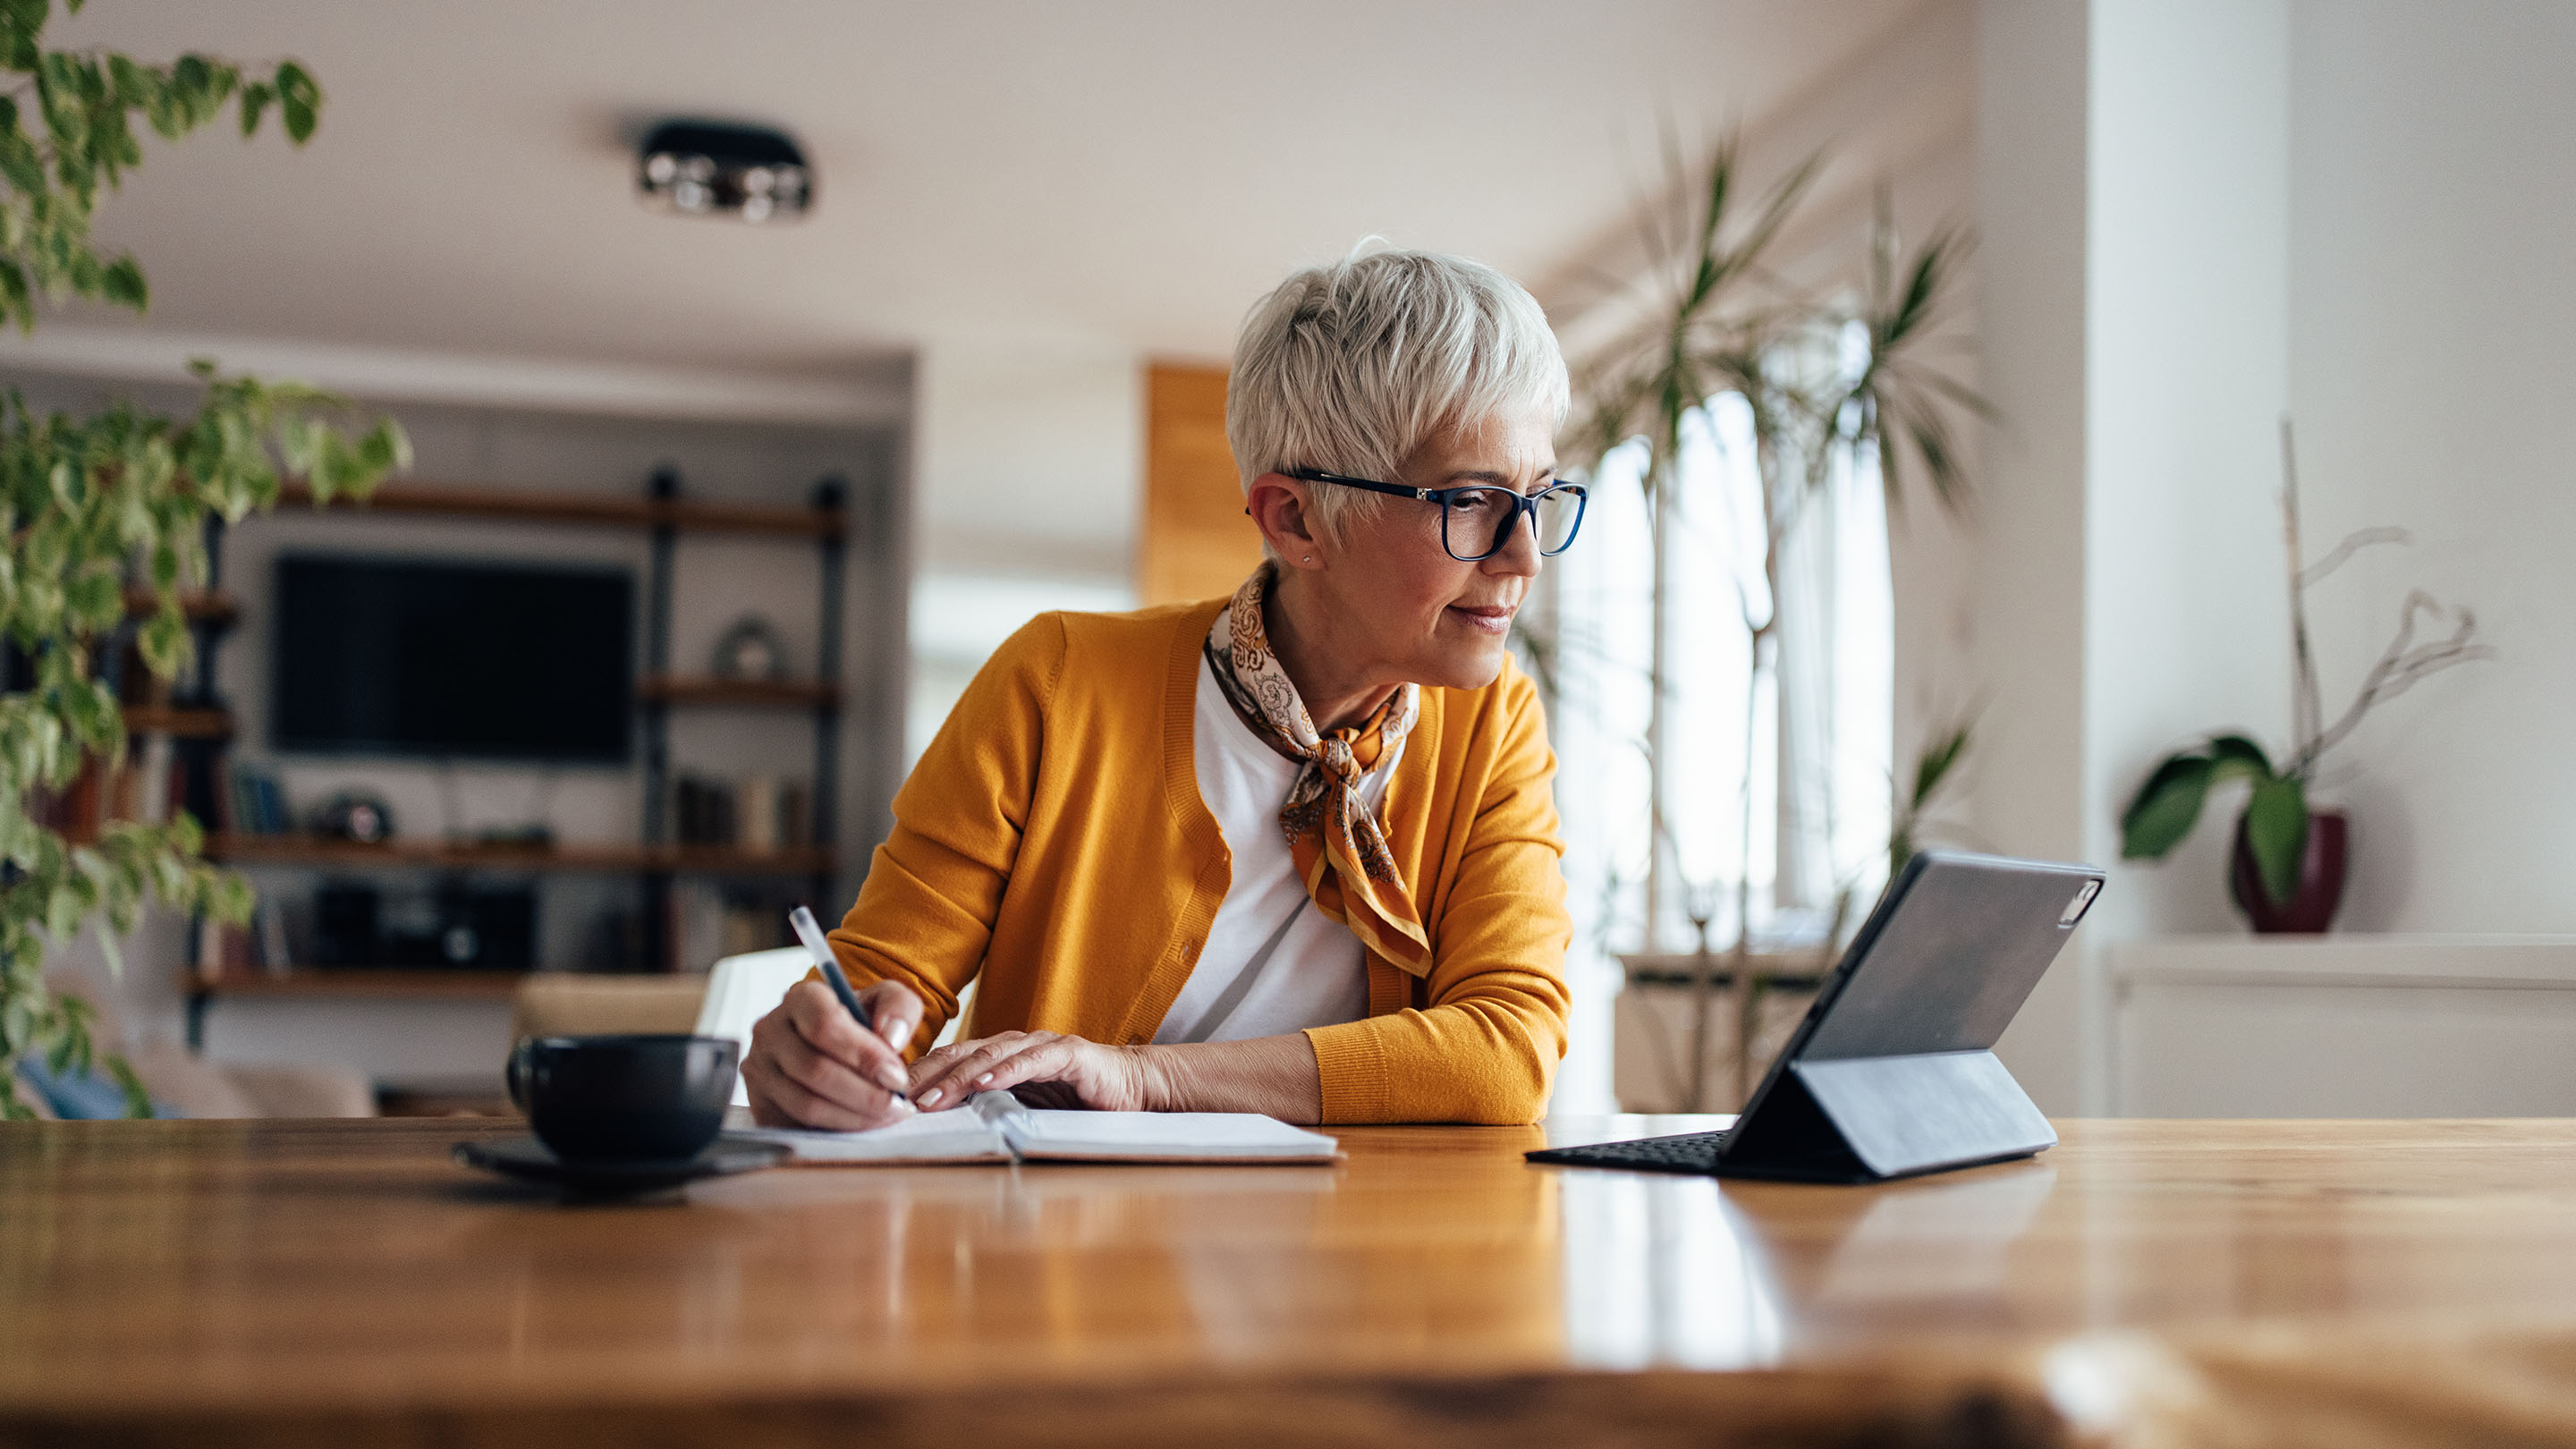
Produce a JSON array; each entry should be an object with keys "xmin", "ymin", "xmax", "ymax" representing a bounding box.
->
[{"xmin": 1710, "ymin": 852, "xmax": 2091, "ymax": 1183}]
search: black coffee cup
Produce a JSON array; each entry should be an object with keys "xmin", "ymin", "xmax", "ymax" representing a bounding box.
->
[{"xmin": 506, "ymin": 1034, "xmax": 738, "ymax": 1163}]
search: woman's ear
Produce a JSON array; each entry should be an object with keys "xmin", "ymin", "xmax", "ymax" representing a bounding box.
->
[{"xmin": 1245, "ymin": 472, "xmax": 1326, "ymax": 569}]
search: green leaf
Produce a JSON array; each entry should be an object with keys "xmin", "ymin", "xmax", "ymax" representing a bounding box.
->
[
  {"xmin": 237, "ymin": 80, "xmax": 270, "ymax": 138},
  {"xmin": 1909, "ymin": 724, "xmax": 1970, "ymax": 812},
  {"xmin": 2122, "ymin": 753, "xmax": 2214, "ymax": 860},
  {"xmin": 106, "ymin": 55, "xmax": 153, "ymax": 107},
  {"xmin": 2243, "ymin": 775, "xmax": 2310, "ymax": 906},
  {"xmin": 0, "ymin": 258, "xmax": 28, "ymax": 333},
  {"xmin": 170, "ymin": 54, "xmax": 209, "ymax": 114},
  {"xmin": 274, "ymin": 61, "xmax": 318, "ymax": 144},
  {"xmin": 66, "ymin": 564, "xmax": 119, "ymax": 624},
  {"xmin": 0, "ymin": 1, "xmax": 43, "ymax": 72},
  {"xmin": 2205, "ymin": 733, "xmax": 2275, "ymax": 784},
  {"xmin": 138, "ymin": 608, "xmax": 186, "ymax": 679},
  {"xmin": 106, "ymin": 1052, "xmax": 149, "ymax": 1119},
  {"xmin": 98, "ymin": 253, "xmax": 144, "ymax": 309}
]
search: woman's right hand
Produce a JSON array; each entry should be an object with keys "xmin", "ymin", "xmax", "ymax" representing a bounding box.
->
[{"xmin": 742, "ymin": 978, "xmax": 924, "ymax": 1130}]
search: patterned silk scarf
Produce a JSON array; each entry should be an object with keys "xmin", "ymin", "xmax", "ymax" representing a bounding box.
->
[{"xmin": 1204, "ymin": 565, "xmax": 1433, "ymax": 977}]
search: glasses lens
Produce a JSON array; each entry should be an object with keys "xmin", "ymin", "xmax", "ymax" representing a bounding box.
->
[
  {"xmin": 1533, "ymin": 486, "xmax": 1585, "ymax": 554},
  {"xmin": 1440, "ymin": 486, "xmax": 1519, "ymax": 561}
]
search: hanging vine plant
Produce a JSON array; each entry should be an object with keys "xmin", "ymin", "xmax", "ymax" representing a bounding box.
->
[{"xmin": 0, "ymin": 0, "xmax": 407, "ymax": 1117}]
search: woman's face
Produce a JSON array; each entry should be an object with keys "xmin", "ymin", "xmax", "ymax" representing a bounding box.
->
[{"xmin": 1307, "ymin": 402, "xmax": 1557, "ymax": 693}]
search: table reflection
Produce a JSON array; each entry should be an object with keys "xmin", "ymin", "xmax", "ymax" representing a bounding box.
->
[
  {"xmin": 1539, "ymin": 1114, "xmax": 2067, "ymax": 1365},
  {"xmin": 1557, "ymin": 1169, "xmax": 1785, "ymax": 1368}
]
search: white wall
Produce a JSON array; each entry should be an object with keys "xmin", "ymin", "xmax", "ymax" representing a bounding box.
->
[
  {"xmin": 2072, "ymin": 2, "xmax": 2295, "ymax": 1115},
  {"xmin": 1971, "ymin": 0, "xmax": 2095, "ymax": 1111},
  {"xmin": 1971, "ymin": 0, "xmax": 2295, "ymax": 1112},
  {"xmin": 1972, "ymin": 0, "xmax": 2576, "ymax": 1113},
  {"xmin": 2284, "ymin": 0, "xmax": 2575, "ymax": 932}
]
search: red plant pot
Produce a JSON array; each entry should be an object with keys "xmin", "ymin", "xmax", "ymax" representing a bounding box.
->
[{"xmin": 2228, "ymin": 808, "xmax": 2349, "ymax": 934}]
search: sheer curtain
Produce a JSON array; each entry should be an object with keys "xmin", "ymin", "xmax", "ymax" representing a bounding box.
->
[{"xmin": 1536, "ymin": 390, "xmax": 1892, "ymax": 1111}]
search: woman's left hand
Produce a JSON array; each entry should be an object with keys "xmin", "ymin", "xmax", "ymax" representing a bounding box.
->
[{"xmin": 907, "ymin": 1030, "xmax": 1160, "ymax": 1111}]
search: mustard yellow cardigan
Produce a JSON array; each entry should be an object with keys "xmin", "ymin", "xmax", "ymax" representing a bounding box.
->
[{"xmin": 823, "ymin": 597, "xmax": 1572, "ymax": 1124}]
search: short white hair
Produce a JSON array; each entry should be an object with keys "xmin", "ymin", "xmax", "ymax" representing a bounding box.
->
[{"xmin": 1226, "ymin": 246, "xmax": 1569, "ymax": 550}]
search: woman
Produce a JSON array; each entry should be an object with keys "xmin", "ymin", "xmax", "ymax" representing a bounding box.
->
[{"xmin": 744, "ymin": 249, "xmax": 1581, "ymax": 1129}]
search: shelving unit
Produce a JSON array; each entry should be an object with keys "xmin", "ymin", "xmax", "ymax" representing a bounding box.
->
[
  {"xmin": 121, "ymin": 707, "xmax": 233, "ymax": 739},
  {"xmin": 272, "ymin": 479, "xmax": 844, "ymax": 537},
  {"xmin": 190, "ymin": 967, "xmax": 530, "ymax": 1000},
  {"xmin": 177, "ymin": 465, "xmax": 858, "ymax": 1031},
  {"xmin": 205, "ymin": 834, "xmax": 836, "ymax": 877},
  {"xmin": 636, "ymin": 676, "xmax": 839, "ymax": 708}
]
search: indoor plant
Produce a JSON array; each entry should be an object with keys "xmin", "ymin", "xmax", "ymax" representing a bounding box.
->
[
  {"xmin": 2119, "ymin": 422, "xmax": 2489, "ymax": 931},
  {"xmin": 0, "ymin": 0, "xmax": 406, "ymax": 1117},
  {"xmin": 1560, "ymin": 138, "xmax": 1987, "ymax": 1111}
]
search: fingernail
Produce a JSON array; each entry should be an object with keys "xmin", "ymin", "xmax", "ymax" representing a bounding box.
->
[
  {"xmin": 877, "ymin": 1066, "xmax": 908, "ymax": 1092},
  {"xmin": 975, "ymin": 1072, "xmax": 993, "ymax": 1086},
  {"xmin": 919, "ymin": 1088, "xmax": 942, "ymax": 1106}
]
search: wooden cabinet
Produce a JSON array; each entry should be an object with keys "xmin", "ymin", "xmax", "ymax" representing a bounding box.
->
[{"xmin": 1139, "ymin": 363, "xmax": 1263, "ymax": 605}]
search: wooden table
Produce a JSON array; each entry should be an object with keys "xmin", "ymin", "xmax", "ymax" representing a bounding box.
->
[{"xmin": 12, "ymin": 1117, "xmax": 2576, "ymax": 1446}]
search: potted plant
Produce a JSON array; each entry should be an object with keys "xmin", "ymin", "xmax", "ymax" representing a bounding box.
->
[
  {"xmin": 2119, "ymin": 422, "xmax": 2490, "ymax": 932},
  {"xmin": 0, "ymin": 2, "xmax": 406, "ymax": 1117},
  {"xmin": 1558, "ymin": 137, "xmax": 1987, "ymax": 1111}
]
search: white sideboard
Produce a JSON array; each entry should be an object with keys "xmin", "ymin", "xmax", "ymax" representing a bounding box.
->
[{"xmin": 2109, "ymin": 936, "xmax": 2576, "ymax": 1116}]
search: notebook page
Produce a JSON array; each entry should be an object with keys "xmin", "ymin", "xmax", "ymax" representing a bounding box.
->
[
  {"xmin": 732, "ymin": 1105, "xmax": 1011, "ymax": 1164},
  {"xmin": 1003, "ymin": 1107, "xmax": 1339, "ymax": 1164}
]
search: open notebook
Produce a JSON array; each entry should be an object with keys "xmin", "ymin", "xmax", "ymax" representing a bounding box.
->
[{"xmin": 733, "ymin": 1090, "xmax": 1341, "ymax": 1165}]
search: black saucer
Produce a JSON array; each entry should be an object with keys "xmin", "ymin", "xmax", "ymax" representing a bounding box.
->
[{"xmin": 453, "ymin": 1134, "xmax": 788, "ymax": 1195}]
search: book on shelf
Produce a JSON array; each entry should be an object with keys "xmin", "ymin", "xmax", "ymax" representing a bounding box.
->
[
  {"xmin": 227, "ymin": 764, "xmax": 292, "ymax": 836},
  {"xmin": 255, "ymin": 899, "xmax": 292, "ymax": 977},
  {"xmin": 27, "ymin": 757, "xmax": 104, "ymax": 842},
  {"xmin": 131, "ymin": 731, "xmax": 174, "ymax": 827},
  {"xmin": 670, "ymin": 877, "xmax": 799, "ymax": 972},
  {"xmin": 21, "ymin": 728, "xmax": 230, "ymax": 844},
  {"xmin": 674, "ymin": 772, "xmax": 811, "ymax": 853},
  {"xmin": 195, "ymin": 900, "xmax": 294, "ymax": 981}
]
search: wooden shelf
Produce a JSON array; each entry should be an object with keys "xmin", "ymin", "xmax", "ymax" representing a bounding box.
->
[
  {"xmin": 206, "ymin": 834, "xmax": 835, "ymax": 877},
  {"xmin": 123, "ymin": 706, "xmax": 232, "ymax": 739},
  {"xmin": 638, "ymin": 675, "xmax": 839, "ymax": 708},
  {"xmin": 187, "ymin": 968, "xmax": 531, "ymax": 1000},
  {"xmin": 123, "ymin": 588, "xmax": 237, "ymax": 624},
  {"xmin": 273, "ymin": 480, "xmax": 844, "ymax": 538}
]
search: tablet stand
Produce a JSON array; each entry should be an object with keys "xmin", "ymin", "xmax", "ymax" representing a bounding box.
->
[{"xmin": 1715, "ymin": 1049, "xmax": 2055, "ymax": 1183}]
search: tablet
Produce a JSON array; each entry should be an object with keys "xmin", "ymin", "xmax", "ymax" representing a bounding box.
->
[{"xmin": 1526, "ymin": 850, "xmax": 2103, "ymax": 1183}]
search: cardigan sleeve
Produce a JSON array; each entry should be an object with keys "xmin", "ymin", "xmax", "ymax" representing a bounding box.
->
[
  {"xmin": 1302, "ymin": 671, "xmax": 1574, "ymax": 1124},
  {"xmin": 824, "ymin": 613, "xmax": 1065, "ymax": 1055}
]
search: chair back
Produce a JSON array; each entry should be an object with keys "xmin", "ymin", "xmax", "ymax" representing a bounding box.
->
[
  {"xmin": 511, "ymin": 973, "xmax": 705, "ymax": 1044},
  {"xmin": 692, "ymin": 947, "xmax": 814, "ymax": 1106}
]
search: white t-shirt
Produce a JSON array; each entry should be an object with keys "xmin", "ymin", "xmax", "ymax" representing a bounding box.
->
[{"xmin": 1151, "ymin": 655, "xmax": 1398, "ymax": 1045}]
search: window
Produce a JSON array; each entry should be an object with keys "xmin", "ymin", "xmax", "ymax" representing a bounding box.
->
[{"xmin": 1535, "ymin": 376, "xmax": 1894, "ymax": 1110}]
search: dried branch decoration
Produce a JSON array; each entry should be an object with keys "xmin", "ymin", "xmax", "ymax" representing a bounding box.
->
[
  {"xmin": 2280, "ymin": 418, "xmax": 2494, "ymax": 778},
  {"xmin": 2121, "ymin": 417, "xmax": 2494, "ymax": 909}
]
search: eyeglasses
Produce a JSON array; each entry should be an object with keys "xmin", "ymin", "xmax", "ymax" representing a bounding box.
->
[{"xmin": 1286, "ymin": 469, "xmax": 1588, "ymax": 563}]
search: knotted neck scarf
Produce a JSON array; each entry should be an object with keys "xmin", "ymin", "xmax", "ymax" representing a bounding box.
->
[{"xmin": 1203, "ymin": 564, "xmax": 1432, "ymax": 977}]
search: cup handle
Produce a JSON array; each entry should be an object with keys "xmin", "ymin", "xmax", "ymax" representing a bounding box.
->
[{"xmin": 506, "ymin": 1039, "xmax": 535, "ymax": 1112}]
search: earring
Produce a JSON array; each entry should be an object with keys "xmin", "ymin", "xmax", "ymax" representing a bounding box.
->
[{"xmin": 1303, "ymin": 555, "xmax": 1314, "ymax": 564}]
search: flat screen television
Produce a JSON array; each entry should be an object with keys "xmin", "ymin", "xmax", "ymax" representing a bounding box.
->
[{"xmin": 271, "ymin": 555, "xmax": 635, "ymax": 764}]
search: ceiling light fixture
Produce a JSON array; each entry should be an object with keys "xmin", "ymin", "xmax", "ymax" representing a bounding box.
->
[{"xmin": 636, "ymin": 120, "xmax": 812, "ymax": 224}]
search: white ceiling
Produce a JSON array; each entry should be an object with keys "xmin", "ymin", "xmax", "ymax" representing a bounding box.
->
[{"xmin": 43, "ymin": 0, "xmax": 1928, "ymax": 373}]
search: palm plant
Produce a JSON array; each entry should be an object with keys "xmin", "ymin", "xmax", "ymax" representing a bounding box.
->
[{"xmin": 1560, "ymin": 136, "xmax": 1987, "ymax": 1111}]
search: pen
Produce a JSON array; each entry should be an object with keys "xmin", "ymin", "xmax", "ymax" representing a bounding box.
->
[{"xmin": 788, "ymin": 904, "xmax": 910, "ymax": 1104}]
